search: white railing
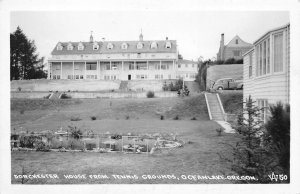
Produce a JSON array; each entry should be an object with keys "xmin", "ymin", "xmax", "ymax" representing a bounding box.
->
[
  {"xmin": 204, "ymin": 93, "xmax": 212, "ymax": 120},
  {"xmin": 216, "ymin": 93, "xmax": 227, "ymax": 121}
]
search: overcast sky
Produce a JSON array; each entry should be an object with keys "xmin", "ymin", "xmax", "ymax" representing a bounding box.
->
[{"xmin": 10, "ymin": 11, "xmax": 289, "ymax": 62}]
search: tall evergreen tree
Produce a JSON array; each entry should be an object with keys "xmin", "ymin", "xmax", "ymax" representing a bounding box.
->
[{"xmin": 10, "ymin": 26, "xmax": 46, "ymax": 80}]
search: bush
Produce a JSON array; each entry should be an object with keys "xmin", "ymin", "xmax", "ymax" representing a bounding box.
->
[
  {"xmin": 173, "ymin": 115, "xmax": 179, "ymax": 120},
  {"xmin": 69, "ymin": 126, "xmax": 82, "ymax": 139},
  {"xmin": 162, "ymin": 82, "xmax": 168, "ymax": 91},
  {"xmin": 68, "ymin": 139, "xmax": 85, "ymax": 150},
  {"xmin": 35, "ymin": 141, "xmax": 50, "ymax": 152},
  {"xmin": 60, "ymin": 93, "xmax": 71, "ymax": 99},
  {"xmin": 191, "ymin": 117, "xmax": 197, "ymax": 120},
  {"xmin": 90, "ymin": 116, "xmax": 97, "ymax": 120},
  {"xmin": 264, "ymin": 102, "xmax": 290, "ymax": 181},
  {"xmin": 125, "ymin": 115, "xmax": 130, "ymax": 120},
  {"xmin": 19, "ymin": 135, "xmax": 41, "ymax": 148},
  {"xmin": 17, "ymin": 87, "xmax": 22, "ymax": 91},
  {"xmin": 20, "ymin": 109, "xmax": 25, "ymax": 114},
  {"xmin": 160, "ymin": 115, "xmax": 164, "ymax": 120},
  {"xmin": 146, "ymin": 91, "xmax": 155, "ymax": 98},
  {"xmin": 70, "ymin": 116, "xmax": 81, "ymax": 121}
]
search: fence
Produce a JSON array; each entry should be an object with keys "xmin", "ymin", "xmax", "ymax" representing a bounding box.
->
[{"xmin": 10, "ymin": 132, "xmax": 179, "ymax": 153}]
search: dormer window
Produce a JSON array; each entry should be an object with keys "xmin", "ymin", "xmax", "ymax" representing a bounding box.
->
[
  {"xmin": 107, "ymin": 43, "xmax": 114, "ymax": 49},
  {"xmin": 137, "ymin": 42, "xmax": 143, "ymax": 49},
  {"xmin": 57, "ymin": 43, "xmax": 63, "ymax": 50},
  {"xmin": 165, "ymin": 42, "xmax": 172, "ymax": 49},
  {"xmin": 150, "ymin": 42, "xmax": 158, "ymax": 49},
  {"xmin": 67, "ymin": 43, "xmax": 73, "ymax": 50},
  {"xmin": 93, "ymin": 43, "xmax": 99, "ymax": 50},
  {"xmin": 78, "ymin": 42, "xmax": 84, "ymax": 50},
  {"xmin": 121, "ymin": 43, "xmax": 128, "ymax": 49}
]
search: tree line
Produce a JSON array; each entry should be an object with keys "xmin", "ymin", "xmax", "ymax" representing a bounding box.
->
[{"xmin": 10, "ymin": 27, "xmax": 47, "ymax": 80}]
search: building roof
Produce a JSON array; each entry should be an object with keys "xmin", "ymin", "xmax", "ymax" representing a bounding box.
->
[
  {"xmin": 178, "ymin": 59, "xmax": 198, "ymax": 64},
  {"xmin": 225, "ymin": 35, "xmax": 253, "ymax": 48},
  {"xmin": 253, "ymin": 23, "xmax": 290, "ymax": 45},
  {"xmin": 51, "ymin": 40, "xmax": 177, "ymax": 55}
]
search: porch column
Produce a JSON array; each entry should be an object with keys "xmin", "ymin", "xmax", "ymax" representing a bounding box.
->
[
  {"xmin": 84, "ymin": 62, "xmax": 86, "ymax": 79},
  {"xmin": 110, "ymin": 61, "xmax": 112, "ymax": 80},
  {"xmin": 72, "ymin": 61, "xmax": 75, "ymax": 79},
  {"xmin": 60, "ymin": 62, "xmax": 62, "ymax": 79},
  {"xmin": 160, "ymin": 61, "xmax": 162, "ymax": 80},
  {"xmin": 47, "ymin": 62, "xmax": 51, "ymax": 79},
  {"xmin": 147, "ymin": 61, "xmax": 149, "ymax": 79},
  {"xmin": 173, "ymin": 60, "xmax": 175, "ymax": 79},
  {"xmin": 122, "ymin": 61, "xmax": 124, "ymax": 80},
  {"xmin": 97, "ymin": 61, "xmax": 100, "ymax": 80}
]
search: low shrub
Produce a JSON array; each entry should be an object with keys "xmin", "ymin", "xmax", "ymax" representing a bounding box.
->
[
  {"xmin": 19, "ymin": 135, "xmax": 41, "ymax": 148},
  {"xmin": 17, "ymin": 87, "xmax": 22, "ymax": 92},
  {"xmin": 69, "ymin": 126, "xmax": 82, "ymax": 139},
  {"xmin": 160, "ymin": 115, "xmax": 164, "ymax": 120},
  {"xmin": 125, "ymin": 115, "xmax": 130, "ymax": 120},
  {"xmin": 90, "ymin": 116, "xmax": 97, "ymax": 120},
  {"xmin": 70, "ymin": 116, "xmax": 81, "ymax": 121},
  {"xmin": 60, "ymin": 93, "xmax": 71, "ymax": 99},
  {"xmin": 86, "ymin": 143, "xmax": 97, "ymax": 150},
  {"xmin": 20, "ymin": 109, "xmax": 25, "ymax": 114},
  {"xmin": 35, "ymin": 141, "xmax": 50, "ymax": 152},
  {"xmin": 68, "ymin": 139, "xmax": 85, "ymax": 150},
  {"xmin": 146, "ymin": 91, "xmax": 155, "ymax": 98},
  {"xmin": 173, "ymin": 115, "xmax": 179, "ymax": 120},
  {"xmin": 191, "ymin": 117, "xmax": 197, "ymax": 120}
]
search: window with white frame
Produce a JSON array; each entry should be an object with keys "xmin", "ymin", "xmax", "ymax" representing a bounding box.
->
[
  {"xmin": 274, "ymin": 33, "xmax": 284, "ymax": 72},
  {"xmin": 165, "ymin": 42, "xmax": 172, "ymax": 48},
  {"xmin": 150, "ymin": 42, "xmax": 158, "ymax": 49},
  {"xmin": 121, "ymin": 43, "xmax": 128, "ymax": 49},
  {"xmin": 249, "ymin": 52, "xmax": 253, "ymax": 78},
  {"xmin": 257, "ymin": 99, "xmax": 269, "ymax": 123},
  {"xmin": 107, "ymin": 43, "xmax": 114, "ymax": 50},
  {"xmin": 137, "ymin": 42, "xmax": 143, "ymax": 49},
  {"xmin": 57, "ymin": 43, "xmax": 63, "ymax": 50},
  {"xmin": 111, "ymin": 75, "xmax": 117, "ymax": 80},
  {"xmin": 93, "ymin": 43, "xmax": 99, "ymax": 50},
  {"xmin": 256, "ymin": 37, "xmax": 270, "ymax": 76},
  {"xmin": 86, "ymin": 63, "xmax": 97, "ymax": 70},
  {"xmin": 78, "ymin": 42, "xmax": 84, "ymax": 50},
  {"xmin": 112, "ymin": 64, "xmax": 118, "ymax": 70},
  {"xmin": 155, "ymin": 64, "xmax": 161, "ymax": 70},
  {"xmin": 161, "ymin": 64, "xmax": 169, "ymax": 70},
  {"xmin": 67, "ymin": 43, "xmax": 73, "ymax": 50}
]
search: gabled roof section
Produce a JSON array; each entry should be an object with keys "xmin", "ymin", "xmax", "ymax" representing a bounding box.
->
[
  {"xmin": 51, "ymin": 40, "xmax": 177, "ymax": 55},
  {"xmin": 225, "ymin": 35, "xmax": 253, "ymax": 48}
]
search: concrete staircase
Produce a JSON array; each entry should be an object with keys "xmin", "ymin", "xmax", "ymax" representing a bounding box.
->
[
  {"xmin": 49, "ymin": 92, "xmax": 61, "ymax": 99},
  {"xmin": 205, "ymin": 93, "xmax": 225, "ymax": 121},
  {"xmin": 119, "ymin": 81, "xmax": 128, "ymax": 91}
]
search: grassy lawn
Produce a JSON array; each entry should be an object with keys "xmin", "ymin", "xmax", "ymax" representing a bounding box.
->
[
  {"xmin": 218, "ymin": 91, "xmax": 243, "ymax": 115},
  {"xmin": 11, "ymin": 95, "xmax": 240, "ymax": 184}
]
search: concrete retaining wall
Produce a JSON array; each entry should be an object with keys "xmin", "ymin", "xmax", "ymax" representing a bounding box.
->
[
  {"xmin": 11, "ymin": 79, "xmax": 121, "ymax": 92},
  {"xmin": 69, "ymin": 91, "xmax": 177, "ymax": 98},
  {"xmin": 11, "ymin": 92, "xmax": 51, "ymax": 99},
  {"xmin": 11, "ymin": 91, "xmax": 177, "ymax": 99}
]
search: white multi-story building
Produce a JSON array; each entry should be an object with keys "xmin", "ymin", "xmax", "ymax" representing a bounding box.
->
[
  {"xmin": 48, "ymin": 33, "xmax": 198, "ymax": 81},
  {"xmin": 243, "ymin": 24, "xmax": 290, "ymax": 123}
]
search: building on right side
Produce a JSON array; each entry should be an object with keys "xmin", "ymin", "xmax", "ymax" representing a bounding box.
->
[{"xmin": 243, "ymin": 23, "xmax": 290, "ymax": 123}]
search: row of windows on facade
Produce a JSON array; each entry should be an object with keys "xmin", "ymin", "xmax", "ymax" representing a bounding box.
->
[
  {"xmin": 52, "ymin": 73, "xmax": 196, "ymax": 80},
  {"xmin": 53, "ymin": 63, "xmax": 195, "ymax": 71},
  {"xmin": 56, "ymin": 41, "xmax": 172, "ymax": 51},
  {"xmin": 248, "ymin": 32, "xmax": 284, "ymax": 78}
]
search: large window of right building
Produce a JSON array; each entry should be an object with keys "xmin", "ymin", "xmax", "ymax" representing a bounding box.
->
[{"xmin": 274, "ymin": 33, "xmax": 284, "ymax": 72}]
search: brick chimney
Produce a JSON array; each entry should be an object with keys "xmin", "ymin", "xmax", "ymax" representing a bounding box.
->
[{"xmin": 220, "ymin": 33, "xmax": 225, "ymax": 61}]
